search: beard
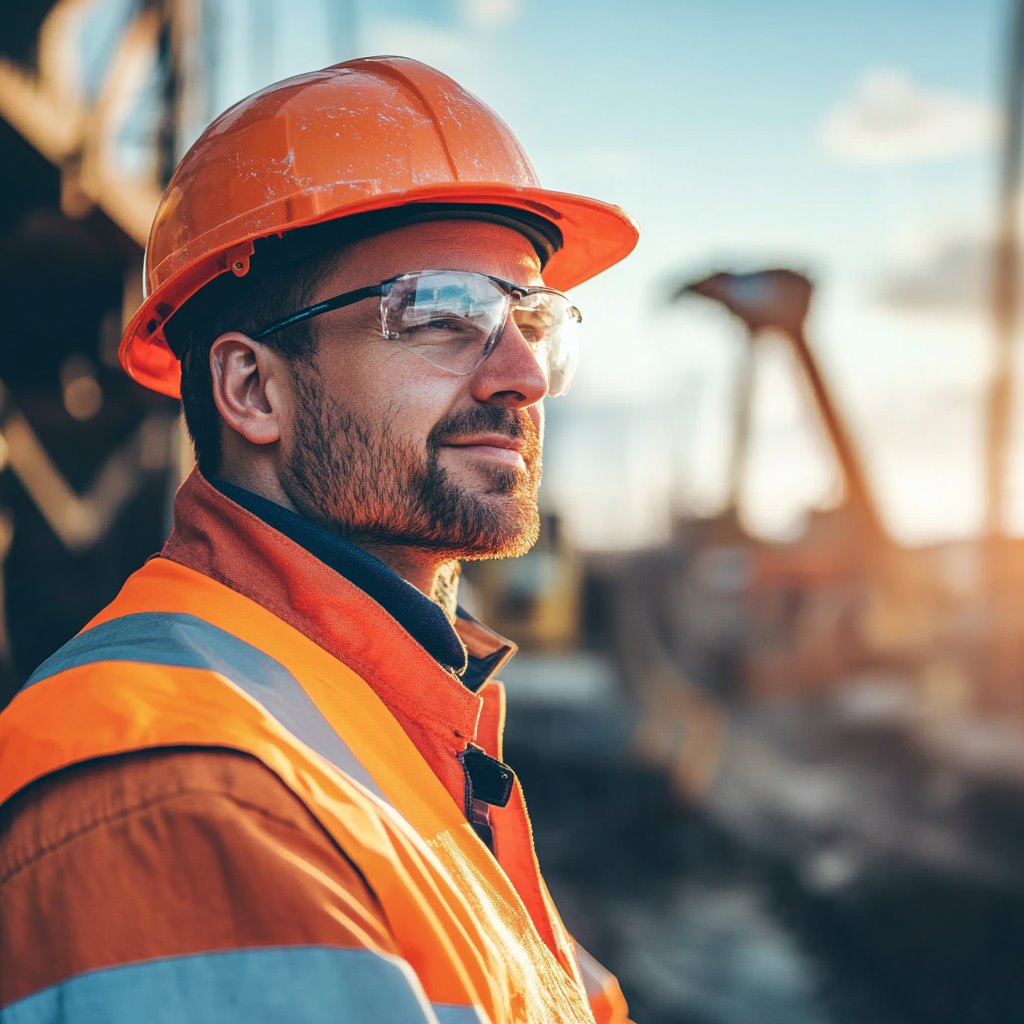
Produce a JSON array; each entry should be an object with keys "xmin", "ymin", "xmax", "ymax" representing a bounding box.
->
[{"xmin": 282, "ymin": 362, "xmax": 542, "ymax": 559}]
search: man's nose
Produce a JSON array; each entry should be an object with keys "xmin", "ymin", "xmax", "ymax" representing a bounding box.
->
[{"xmin": 470, "ymin": 316, "xmax": 549, "ymax": 407}]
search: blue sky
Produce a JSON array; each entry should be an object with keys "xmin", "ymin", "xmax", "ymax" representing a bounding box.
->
[{"xmin": 115, "ymin": 0, "xmax": 1018, "ymax": 546}]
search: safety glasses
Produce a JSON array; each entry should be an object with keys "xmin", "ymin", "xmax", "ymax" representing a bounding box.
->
[{"xmin": 251, "ymin": 269, "xmax": 582, "ymax": 396}]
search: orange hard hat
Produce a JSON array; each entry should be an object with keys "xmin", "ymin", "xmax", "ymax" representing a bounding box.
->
[{"xmin": 119, "ymin": 55, "xmax": 639, "ymax": 398}]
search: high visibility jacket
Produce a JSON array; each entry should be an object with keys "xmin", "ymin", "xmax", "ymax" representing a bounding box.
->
[{"xmin": 0, "ymin": 474, "xmax": 630, "ymax": 1024}]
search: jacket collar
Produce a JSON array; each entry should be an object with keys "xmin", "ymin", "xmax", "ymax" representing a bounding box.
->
[
  {"xmin": 161, "ymin": 469, "xmax": 515, "ymax": 739},
  {"xmin": 211, "ymin": 477, "xmax": 471, "ymax": 675}
]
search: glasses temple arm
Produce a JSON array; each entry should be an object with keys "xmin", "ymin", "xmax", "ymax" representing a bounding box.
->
[{"xmin": 251, "ymin": 285, "xmax": 382, "ymax": 340}]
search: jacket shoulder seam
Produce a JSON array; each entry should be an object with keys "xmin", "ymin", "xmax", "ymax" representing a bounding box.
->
[{"xmin": 0, "ymin": 770, "xmax": 332, "ymax": 888}]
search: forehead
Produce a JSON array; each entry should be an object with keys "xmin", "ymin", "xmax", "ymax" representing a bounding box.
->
[{"xmin": 318, "ymin": 219, "xmax": 545, "ymax": 291}]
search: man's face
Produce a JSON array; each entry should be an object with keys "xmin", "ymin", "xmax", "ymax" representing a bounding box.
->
[{"xmin": 276, "ymin": 220, "xmax": 549, "ymax": 559}]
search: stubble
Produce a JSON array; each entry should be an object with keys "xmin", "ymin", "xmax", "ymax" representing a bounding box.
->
[{"xmin": 283, "ymin": 362, "xmax": 542, "ymax": 558}]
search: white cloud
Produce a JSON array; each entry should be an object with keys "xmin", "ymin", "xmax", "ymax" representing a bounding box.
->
[
  {"xmin": 459, "ymin": 0, "xmax": 522, "ymax": 29},
  {"xmin": 821, "ymin": 69, "xmax": 1001, "ymax": 164}
]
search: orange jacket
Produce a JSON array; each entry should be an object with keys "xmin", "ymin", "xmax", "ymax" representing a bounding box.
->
[{"xmin": 0, "ymin": 472, "xmax": 630, "ymax": 1023}]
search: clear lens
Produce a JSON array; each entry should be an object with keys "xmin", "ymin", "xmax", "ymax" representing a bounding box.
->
[
  {"xmin": 380, "ymin": 271, "xmax": 581, "ymax": 395},
  {"xmin": 382, "ymin": 272, "xmax": 505, "ymax": 374}
]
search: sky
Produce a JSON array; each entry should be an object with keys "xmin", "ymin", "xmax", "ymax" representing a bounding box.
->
[{"xmin": 92, "ymin": 0, "xmax": 1020, "ymax": 548}]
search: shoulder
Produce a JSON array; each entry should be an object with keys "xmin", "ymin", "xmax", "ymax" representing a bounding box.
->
[
  {"xmin": 1, "ymin": 747, "xmax": 316, "ymax": 876},
  {"xmin": 0, "ymin": 748, "xmax": 394, "ymax": 1008}
]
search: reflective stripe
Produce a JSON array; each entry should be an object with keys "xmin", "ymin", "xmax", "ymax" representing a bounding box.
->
[
  {"xmin": 433, "ymin": 1007, "xmax": 489, "ymax": 1024},
  {"xmin": 575, "ymin": 943, "xmax": 612, "ymax": 1000},
  {"xmin": 0, "ymin": 946, "xmax": 482, "ymax": 1024},
  {"xmin": 25, "ymin": 612, "xmax": 384, "ymax": 801}
]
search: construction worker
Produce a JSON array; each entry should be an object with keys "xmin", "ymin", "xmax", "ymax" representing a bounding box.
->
[{"xmin": 0, "ymin": 57, "xmax": 637, "ymax": 1023}]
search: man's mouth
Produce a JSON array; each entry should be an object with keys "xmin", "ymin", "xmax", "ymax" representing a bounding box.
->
[{"xmin": 441, "ymin": 434, "xmax": 528, "ymax": 469}]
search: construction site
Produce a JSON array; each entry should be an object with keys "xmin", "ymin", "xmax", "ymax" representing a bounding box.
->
[{"xmin": 2, "ymin": 2, "xmax": 1023, "ymax": 1022}]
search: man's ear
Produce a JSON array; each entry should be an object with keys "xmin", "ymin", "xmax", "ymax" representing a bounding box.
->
[{"xmin": 210, "ymin": 332, "xmax": 285, "ymax": 447}]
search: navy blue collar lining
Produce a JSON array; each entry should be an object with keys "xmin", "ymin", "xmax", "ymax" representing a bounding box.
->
[{"xmin": 211, "ymin": 479, "xmax": 468, "ymax": 677}]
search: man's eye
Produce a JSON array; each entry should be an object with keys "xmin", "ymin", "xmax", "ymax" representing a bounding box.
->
[
  {"xmin": 441, "ymin": 310, "xmax": 491, "ymax": 329},
  {"xmin": 401, "ymin": 315, "xmax": 485, "ymax": 344},
  {"xmin": 513, "ymin": 312, "xmax": 551, "ymax": 345},
  {"xmin": 400, "ymin": 316, "xmax": 449, "ymax": 332}
]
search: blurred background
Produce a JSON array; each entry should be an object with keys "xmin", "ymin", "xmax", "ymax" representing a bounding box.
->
[{"xmin": 2, "ymin": 1, "xmax": 1024, "ymax": 1021}]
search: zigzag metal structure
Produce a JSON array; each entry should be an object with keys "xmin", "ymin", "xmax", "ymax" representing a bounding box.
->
[
  {"xmin": 0, "ymin": 403, "xmax": 176, "ymax": 553},
  {"xmin": 0, "ymin": 0, "xmax": 190, "ymax": 691},
  {"xmin": 0, "ymin": 0, "xmax": 182, "ymax": 523}
]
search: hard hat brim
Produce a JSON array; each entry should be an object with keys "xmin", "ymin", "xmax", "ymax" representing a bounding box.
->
[{"xmin": 120, "ymin": 184, "xmax": 639, "ymax": 399}]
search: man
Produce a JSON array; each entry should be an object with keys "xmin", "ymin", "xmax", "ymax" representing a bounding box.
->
[{"xmin": 0, "ymin": 57, "xmax": 637, "ymax": 1023}]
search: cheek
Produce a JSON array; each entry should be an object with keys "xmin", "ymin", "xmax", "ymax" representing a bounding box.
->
[
  {"xmin": 319, "ymin": 343, "xmax": 469, "ymax": 446},
  {"xmin": 379, "ymin": 374, "xmax": 468, "ymax": 443},
  {"xmin": 317, "ymin": 360, "xmax": 385, "ymax": 422}
]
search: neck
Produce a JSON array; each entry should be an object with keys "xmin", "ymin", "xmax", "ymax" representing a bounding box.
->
[{"xmin": 355, "ymin": 543, "xmax": 461, "ymax": 620}]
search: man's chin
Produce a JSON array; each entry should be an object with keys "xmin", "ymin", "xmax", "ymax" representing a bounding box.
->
[
  {"xmin": 461, "ymin": 520, "xmax": 540, "ymax": 560},
  {"xmin": 420, "ymin": 486, "xmax": 540, "ymax": 558},
  {"xmin": 434, "ymin": 508, "xmax": 540, "ymax": 560}
]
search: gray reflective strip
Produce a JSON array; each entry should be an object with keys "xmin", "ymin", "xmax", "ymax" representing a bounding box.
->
[
  {"xmin": 575, "ymin": 945, "xmax": 611, "ymax": 999},
  {"xmin": 433, "ymin": 1006, "xmax": 489, "ymax": 1024},
  {"xmin": 26, "ymin": 612, "xmax": 386, "ymax": 801},
  {"xmin": 0, "ymin": 946, "xmax": 469, "ymax": 1024}
]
